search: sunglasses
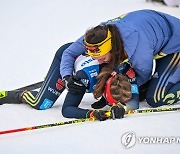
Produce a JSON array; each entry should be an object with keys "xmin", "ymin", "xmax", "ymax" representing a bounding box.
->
[
  {"xmin": 85, "ymin": 36, "xmax": 112, "ymax": 52},
  {"xmin": 85, "ymin": 45, "xmax": 100, "ymax": 53},
  {"xmin": 84, "ymin": 29, "xmax": 112, "ymax": 57}
]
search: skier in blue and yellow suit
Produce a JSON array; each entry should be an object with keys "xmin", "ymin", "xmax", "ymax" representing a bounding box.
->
[{"xmin": 61, "ymin": 9, "xmax": 180, "ymax": 107}]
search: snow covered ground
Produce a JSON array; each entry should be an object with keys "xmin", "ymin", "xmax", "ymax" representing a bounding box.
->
[{"xmin": 0, "ymin": 0, "xmax": 180, "ymax": 154}]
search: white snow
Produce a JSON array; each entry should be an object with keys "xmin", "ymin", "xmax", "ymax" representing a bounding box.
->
[{"xmin": 0, "ymin": 0, "xmax": 180, "ymax": 154}]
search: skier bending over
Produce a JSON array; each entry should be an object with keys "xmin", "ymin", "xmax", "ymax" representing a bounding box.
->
[{"xmin": 61, "ymin": 9, "xmax": 180, "ymax": 108}]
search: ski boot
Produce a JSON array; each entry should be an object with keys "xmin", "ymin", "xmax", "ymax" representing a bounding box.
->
[{"xmin": 0, "ymin": 90, "xmax": 24, "ymax": 105}]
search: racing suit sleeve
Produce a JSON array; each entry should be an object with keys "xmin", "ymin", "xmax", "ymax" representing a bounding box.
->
[{"xmin": 60, "ymin": 36, "xmax": 87, "ymax": 79}]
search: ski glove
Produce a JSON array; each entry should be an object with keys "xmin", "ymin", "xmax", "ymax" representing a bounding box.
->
[
  {"xmin": 110, "ymin": 105, "xmax": 125, "ymax": 119},
  {"xmin": 87, "ymin": 110, "xmax": 109, "ymax": 121},
  {"xmin": 64, "ymin": 75, "xmax": 86, "ymax": 93},
  {"xmin": 91, "ymin": 97, "xmax": 107, "ymax": 109}
]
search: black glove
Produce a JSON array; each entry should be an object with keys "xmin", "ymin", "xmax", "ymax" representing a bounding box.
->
[
  {"xmin": 64, "ymin": 75, "xmax": 86, "ymax": 93},
  {"xmin": 110, "ymin": 105, "xmax": 125, "ymax": 119},
  {"xmin": 91, "ymin": 97, "xmax": 107, "ymax": 109},
  {"xmin": 87, "ymin": 110, "xmax": 109, "ymax": 121}
]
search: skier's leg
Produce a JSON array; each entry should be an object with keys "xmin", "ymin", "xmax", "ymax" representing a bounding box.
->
[
  {"xmin": 146, "ymin": 52, "xmax": 180, "ymax": 107},
  {"xmin": 21, "ymin": 43, "xmax": 73, "ymax": 110}
]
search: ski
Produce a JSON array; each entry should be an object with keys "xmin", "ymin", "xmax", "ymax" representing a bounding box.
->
[{"xmin": 14, "ymin": 81, "xmax": 43, "ymax": 91}]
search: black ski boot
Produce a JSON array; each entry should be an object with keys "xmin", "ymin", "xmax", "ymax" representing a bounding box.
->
[{"xmin": 0, "ymin": 90, "xmax": 24, "ymax": 105}]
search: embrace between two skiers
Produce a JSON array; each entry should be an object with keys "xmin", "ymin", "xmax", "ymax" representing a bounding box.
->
[{"xmin": 1, "ymin": 9, "xmax": 180, "ymax": 121}]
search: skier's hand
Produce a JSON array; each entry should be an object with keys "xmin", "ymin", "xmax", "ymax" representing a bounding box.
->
[
  {"xmin": 64, "ymin": 75, "xmax": 86, "ymax": 93},
  {"xmin": 91, "ymin": 97, "xmax": 107, "ymax": 109},
  {"xmin": 110, "ymin": 105, "xmax": 125, "ymax": 119},
  {"xmin": 87, "ymin": 110, "xmax": 109, "ymax": 121}
]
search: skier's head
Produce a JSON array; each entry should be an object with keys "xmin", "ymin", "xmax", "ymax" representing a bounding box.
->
[
  {"xmin": 84, "ymin": 25, "xmax": 112, "ymax": 58},
  {"xmin": 84, "ymin": 24, "xmax": 127, "ymax": 65},
  {"xmin": 93, "ymin": 71, "xmax": 132, "ymax": 105}
]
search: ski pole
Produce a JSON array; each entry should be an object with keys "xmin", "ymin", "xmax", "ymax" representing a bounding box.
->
[
  {"xmin": 1, "ymin": 107, "xmax": 179, "ymax": 135},
  {"xmin": 105, "ymin": 106, "xmax": 180, "ymax": 117},
  {"xmin": 0, "ymin": 119, "xmax": 87, "ymax": 135},
  {"xmin": 127, "ymin": 106, "xmax": 180, "ymax": 114}
]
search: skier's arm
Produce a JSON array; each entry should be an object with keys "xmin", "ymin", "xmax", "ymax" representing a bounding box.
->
[{"xmin": 60, "ymin": 36, "xmax": 87, "ymax": 79}]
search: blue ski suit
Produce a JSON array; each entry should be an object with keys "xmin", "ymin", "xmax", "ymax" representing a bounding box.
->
[
  {"xmin": 60, "ymin": 9, "xmax": 180, "ymax": 86},
  {"xmin": 62, "ymin": 55, "xmax": 139, "ymax": 119},
  {"xmin": 20, "ymin": 44, "xmax": 139, "ymax": 119}
]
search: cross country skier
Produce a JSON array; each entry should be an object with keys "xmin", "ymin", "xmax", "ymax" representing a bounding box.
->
[
  {"xmin": 0, "ymin": 42, "xmax": 140, "ymax": 120},
  {"xmin": 60, "ymin": 9, "xmax": 180, "ymax": 108}
]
